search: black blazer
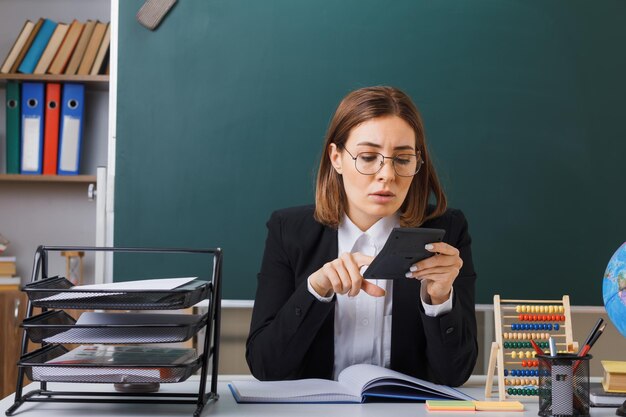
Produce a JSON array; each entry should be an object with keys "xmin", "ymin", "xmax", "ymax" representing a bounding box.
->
[{"xmin": 246, "ymin": 205, "xmax": 478, "ymax": 386}]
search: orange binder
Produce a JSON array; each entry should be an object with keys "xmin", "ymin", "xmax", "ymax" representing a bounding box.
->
[{"xmin": 43, "ymin": 83, "xmax": 61, "ymax": 175}]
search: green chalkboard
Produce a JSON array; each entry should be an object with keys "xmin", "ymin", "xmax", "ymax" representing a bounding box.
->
[{"xmin": 115, "ymin": 0, "xmax": 626, "ymax": 305}]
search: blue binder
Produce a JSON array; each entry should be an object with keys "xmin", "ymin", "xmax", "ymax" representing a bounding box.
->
[
  {"xmin": 20, "ymin": 82, "xmax": 45, "ymax": 174},
  {"xmin": 58, "ymin": 83, "xmax": 85, "ymax": 175},
  {"xmin": 18, "ymin": 19, "xmax": 57, "ymax": 74}
]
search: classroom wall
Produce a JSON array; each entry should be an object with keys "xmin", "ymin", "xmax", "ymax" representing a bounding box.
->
[{"xmin": 0, "ymin": 0, "xmax": 110, "ymax": 284}]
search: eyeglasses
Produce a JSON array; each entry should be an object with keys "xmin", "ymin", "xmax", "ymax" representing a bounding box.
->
[{"xmin": 344, "ymin": 148, "xmax": 423, "ymax": 177}]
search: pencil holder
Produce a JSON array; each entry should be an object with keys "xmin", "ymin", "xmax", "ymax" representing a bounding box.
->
[{"xmin": 537, "ymin": 354, "xmax": 591, "ymax": 417}]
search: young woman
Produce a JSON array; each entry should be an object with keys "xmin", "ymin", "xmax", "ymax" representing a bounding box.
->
[{"xmin": 246, "ymin": 86, "xmax": 478, "ymax": 386}]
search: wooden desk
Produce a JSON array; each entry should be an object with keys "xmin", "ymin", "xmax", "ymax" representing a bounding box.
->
[{"xmin": 1, "ymin": 376, "xmax": 620, "ymax": 416}]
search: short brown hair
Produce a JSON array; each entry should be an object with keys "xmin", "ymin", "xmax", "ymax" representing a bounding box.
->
[{"xmin": 314, "ymin": 86, "xmax": 447, "ymax": 228}]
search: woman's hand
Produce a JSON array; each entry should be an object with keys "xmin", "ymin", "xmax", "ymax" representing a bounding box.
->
[
  {"xmin": 308, "ymin": 252, "xmax": 385, "ymax": 298},
  {"xmin": 405, "ymin": 242, "xmax": 463, "ymax": 305}
]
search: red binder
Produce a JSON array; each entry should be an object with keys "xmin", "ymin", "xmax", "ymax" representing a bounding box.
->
[{"xmin": 43, "ymin": 83, "xmax": 61, "ymax": 175}]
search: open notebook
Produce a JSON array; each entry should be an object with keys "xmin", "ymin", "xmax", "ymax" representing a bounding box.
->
[{"xmin": 229, "ymin": 364, "xmax": 474, "ymax": 403}]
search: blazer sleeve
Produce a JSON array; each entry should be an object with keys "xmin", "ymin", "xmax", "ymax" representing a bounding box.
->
[
  {"xmin": 245, "ymin": 211, "xmax": 334, "ymax": 380},
  {"xmin": 420, "ymin": 209, "xmax": 478, "ymax": 386}
]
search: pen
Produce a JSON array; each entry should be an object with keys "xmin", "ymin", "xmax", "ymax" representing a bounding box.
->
[
  {"xmin": 578, "ymin": 318, "xmax": 604, "ymax": 355},
  {"xmin": 548, "ymin": 337, "xmax": 557, "ymax": 356},
  {"xmin": 529, "ymin": 339, "xmax": 545, "ymax": 356},
  {"xmin": 573, "ymin": 323, "xmax": 606, "ymax": 372}
]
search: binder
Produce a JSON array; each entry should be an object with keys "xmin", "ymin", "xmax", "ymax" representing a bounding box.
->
[
  {"xmin": 18, "ymin": 19, "xmax": 57, "ymax": 74},
  {"xmin": 43, "ymin": 83, "xmax": 62, "ymax": 175},
  {"xmin": 21, "ymin": 83, "xmax": 45, "ymax": 174},
  {"xmin": 58, "ymin": 84, "xmax": 85, "ymax": 175},
  {"xmin": 5, "ymin": 81, "xmax": 21, "ymax": 174}
]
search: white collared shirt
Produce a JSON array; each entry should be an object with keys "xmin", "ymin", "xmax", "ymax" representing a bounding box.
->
[{"xmin": 307, "ymin": 214, "xmax": 454, "ymax": 379}]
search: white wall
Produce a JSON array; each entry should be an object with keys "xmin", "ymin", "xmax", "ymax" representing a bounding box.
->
[{"xmin": 0, "ymin": 0, "xmax": 111, "ymax": 281}]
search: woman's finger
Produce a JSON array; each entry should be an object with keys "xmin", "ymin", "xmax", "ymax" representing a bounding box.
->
[
  {"xmin": 361, "ymin": 279, "xmax": 386, "ymax": 297},
  {"xmin": 330, "ymin": 258, "xmax": 352, "ymax": 295},
  {"xmin": 414, "ymin": 271, "xmax": 455, "ymax": 281},
  {"xmin": 322, "ymin": 263, "xmax": 343, "ymax": 294},
  {"xmin": 413, "ymin": 257, "xmax": 462, "ymax": 274},
  {"xmin": 340, "ymin": 253, "xmax": 363, "ymax": 297},
  {"xmin": 424, "ymin": 241, "xmax": 459, "ymax": 256},
  {"xmin": 351, "ymin": 252, "xmax": 375, "ymax": 268},
  {"xmin": 406, "ymin": 266, "xmax": 459, "ymax": 279},
  {"xmin": 413, "ymin": 249, "xmax": 462, "ymax": 272}
]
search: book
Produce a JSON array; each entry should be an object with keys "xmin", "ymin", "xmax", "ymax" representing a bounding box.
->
[
  {"xmin": 90, "ymin": 23, "xmax": 110, "ymax": 75},
  {"xmin": 0, "ymin": 262, "xmax": 17, "ymax": 276},
  {"xmin": 229, "ymin": 364, "xmax": 475, "ymax": 403},
  {"xmin": 601, "ymin": 360, "xmax": 626, "ymax": 393},
  {"xmin": 0, "ymin": 284, "xmax": 20, "ymax": 292},
  {"xmin": 590, "ymin": 382, "xmax": 626, "ymax": 407},
  {"xmin": 33, "ymin": 22, "xmax": 69, "ymax": 74},
  {"xmin": 10, "ymin": 18, "xmax": 44, "ymax": 73},
  {"xmin": 1, "ymin": 20, "xmax": 35, "ymax": 74},
  {"xmin": 65, "ymin": 20, "xmax": 96, "ymax": 75},
  {"xmin": 77, "ymin": 21, "xmax": 108, "ymax": 75},
  {"xmin": 0, "ymin": 276, "xmax": 20, "ymax": 285},
  {"xmin": 0, "ymin": 256, "xmax": 17, "ymax": 276},
  {"xmin": 48, "ymin": 20, "xmax": 84, "ymax": 75},
  {"xmin": 18, "ymin": 19, "xmax": 57, "ymax": 74}
]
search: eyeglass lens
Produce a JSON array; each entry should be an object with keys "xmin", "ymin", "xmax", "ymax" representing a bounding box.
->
[{"xmin": 356, "ymin": 152, "xmax": 421, "ymax": 176}]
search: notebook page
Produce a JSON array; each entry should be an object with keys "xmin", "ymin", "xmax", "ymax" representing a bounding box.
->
[
  {"xmin": 337, "ymin": 364, "xmax": 474, "ymax": 401},
  {"xmin": 229, "ymin": 379, "xmax": 358, "ymax": 402}
]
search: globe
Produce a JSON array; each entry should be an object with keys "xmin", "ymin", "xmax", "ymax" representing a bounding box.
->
[{"xmin": 603, "ymin": 242, "xmax": 626, "ymax": 339}]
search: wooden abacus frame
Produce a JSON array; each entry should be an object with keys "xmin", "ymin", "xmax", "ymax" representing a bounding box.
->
[{"xmin": 485, "ymin": 295, "xmax": 577, "ymax": 400}]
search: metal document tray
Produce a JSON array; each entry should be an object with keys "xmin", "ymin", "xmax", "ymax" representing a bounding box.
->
[
  {"xmin": 22, "ymin": 276, "xmax": 210, "ymax": 310},
  {"xmin": 19, "ymin": 344, "xmax": 202, "ymax": 384},
  {"xmin": 22, "ymin": 310, "xmax": 209, "ymax": 344}
]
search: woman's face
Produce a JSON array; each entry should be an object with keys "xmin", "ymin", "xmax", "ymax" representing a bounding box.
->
[{"xmin": 329, "ymin": 115, "xmax": 416, "ymax": 231}]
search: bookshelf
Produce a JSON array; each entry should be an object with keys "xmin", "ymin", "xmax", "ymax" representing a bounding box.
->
[
  {"xmin": 0, "ymin": 74, "xmax": 109, "ymax": 90},
  {"xmin": 0, "ymin": 1, "xmax": 112, "ymax": 309},
  {"xmin": 0, "ymin": 174, "xmax": 96, "ymax": 183}
]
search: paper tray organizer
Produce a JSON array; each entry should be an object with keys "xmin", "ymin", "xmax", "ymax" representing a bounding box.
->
[
  {"xmin": 22, "ymin": 310, "xmax": 209, "ymax": 344},
  {"xmin": 22, "ymin": 275, "xmax": 210, "ymax": 310},
  {"xmin": 6, "ymin": 246, "xmax": 222, "ymax": 417},
  {"xmin": 20, "ymin": 344, "xmax": 203, "ymax": 384}
]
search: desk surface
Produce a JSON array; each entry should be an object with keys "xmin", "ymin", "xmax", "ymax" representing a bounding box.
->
[{"xmin": 1, "ymin": 376, "xmax": 620, "ymax": 417}]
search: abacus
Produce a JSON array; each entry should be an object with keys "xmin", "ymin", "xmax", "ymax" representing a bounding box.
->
[{"xmin": 484, "ymin": 295, "xmax": 578, "ymax": 400}]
